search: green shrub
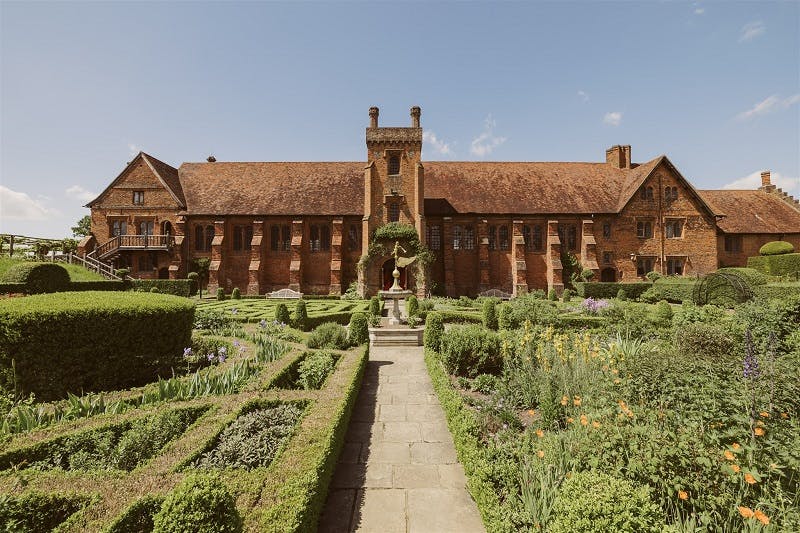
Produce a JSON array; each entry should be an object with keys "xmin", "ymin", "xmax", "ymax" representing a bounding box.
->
[
  {"xmin": 506, "ymin": 294, "xmax": 559, "ymax": 328},
  {"xmin": 298, "ymin": 351, "xmax": 337, "ymax": 390},
  {"xmin": 748, "ymin": 253, "xmax": 800, "ymax": 277},
  {"xmin": 193, "ymin": 308, "xmax": 233, "ymax": 331},
  {"xmin": 115, "ymin": 268, "xmax": 130, "ymax": 278},
  {"xmin": 574, "ymin": 281, "xmax": 652, "ymax": 300},
  {"xmin": 580, "ymin": 268, "xmax": 595, "ymax": 281},
  {"xmin": 150, "ymin": 286, "xmax": 160, "ymax": 293},
  {"xmin": 194, "ymin": 404, "xmax": 303, "ymax": 470},
  {"xmin": 152, "ymin": 473, "xmax": 243, "ymax": 533},
  {"xmin": 274, "ymin": 302, "xmax": 291, "ymax": 325},
  {"xmin": 0, "ymin": 262, "xmax": 70, "ymax": 294},
  {"xmin": 440, "ymin": 324, "xmax": 501, "ymax": 377},
  {"xmin": 498, "ymin": 303, "xmax": 513, "ymax": 330},
  {"xmin": 675, "ymin": 322, "xmax": 741, "ymax": 360},
  {"xmin": 0, "ymin": 292, "xmax": 194, "ymax": 401},
  {"xmin": 369, "ymin": 295, "xmax": 382, "ymax": 316},
  {"xmin": 548, "ymin": 470, "xmax": 663, "ymax": 532},
  {"xmin": 471, "ymin": 373, "xmax": 499, "ymax": 394},
  {"xmin": 129, "ymin": 279, "xmax": 193, "ymax": 297},
  {"xmin": 406, "ymin": 295, "xmax": 419, "ymax": 317},
  {"xmin": 105, "ymin": 495, "xmax": 164, "ymax": 533},
  {"xmin": 561, "ymin": 288, "xmax": 571, "ymax": 302},
  {"xmin": 654, "ymin": 300, "xmax": 673, "ymax": 324},
  {"xmin": 307, "ymin": 322, "xmax": 349, "ymax": 350},
  {"xmin": 0, "ymin": 492, "xmax": 90, "ymax": 532},
  {"xmin": 424, "ymin": 312, "xmax": 444, "ymax": 352},
  {"xmin": 216, "ymin": 288, "xmax": 225, "ymax": 300},
  {"xmin": 754, "ymin": 282, "xmax": 800, "ymax": 300},
  {"xmin": 717, "ymin": 267, "xmax": 769, "ymax": 286},
  {"xmin": 482, "ymin": 299, "xmax": 498, "ymax": 330},
  {"xmin": 760, "ymin": 240, "xmax": 795, "ymax": 255},
  {"xmin": 65, "ymin": 280, "xmax": 125, "ymax": 292},
  {"xmin": 292, "ymin": 300, "xmax": 309, "ymax": 331},
  {"xmin": 348, "ymin": 312, "xmax": 369, "ymax": 346},
  {"xmin": 616, "ymin": 288, "xmax": 627, "ymax": 301},
  {"xmin": 231, "ymin": 287, "xmax": 241, "ymax": 299},
  {"xmin": 187, "ymin": 272, "xmax": 199, "ymax": 296},
  {"xmin": 645, "ymin": 270, "xmax": 662, "ymax": 281},
  {"xmin": 547, "ymin": 288, "xmax": 557, "ymax": 301},
  {"xmin": 0, "ymin": 282, "xmax": 26, "ymax": 294},
  {"xmin": 640, "ymin": 277, "xmax": 696, "ymax": 304}
]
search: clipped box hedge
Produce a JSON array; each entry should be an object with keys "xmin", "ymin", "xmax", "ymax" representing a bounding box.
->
[
  {"xmin": 748, "ymin": 253, "xmax": 800, "ymax": 277},
  {"xmin": 574, "ymin": 281, "xmax": 653, "ymax": 300},
  {"xmin": 67, "ymin": 280, "xmax": 126, "ymax": 292},
  {"xmin": 129, "ymin": 279, "xmax": 193, "ymax": 297},
  {"xmin": 0, "ymin": 291, "xmax": 195, "ymax": 401},
  {"xmin": 753, "ymin": 283, "xmax": 800, "ymax": 300},
  {"xmin": 0, "ymin": 282, "xmax": 26, "ymax": 294},
  {"xmin": 0, "ymin": 262, "xmax": 70, "ymax": 294}
]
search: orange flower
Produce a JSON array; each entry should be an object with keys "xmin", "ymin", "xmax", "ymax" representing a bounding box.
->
[
  {"xmin": 613, "ymin": 378, "xmax": 621, "ymax": 384},
  {"xmin": 759, "ymin": 411, "xmax": 770, "ymax": 418},
  {"xmin": 738, "ymin": 506, "xmax": 754, "ymax": 519},
  {"xmin": 744, "ymin": 473, "xmax": 757, "ymax": 484},
  {"xmin": 731, "ymin": 442, "xmax": 741, "ymax": 451},
  {"xmin": 573, "ymin": 396, "xmax": 582, "ymax": 407},
  {"xmin": 567, "ymin": 417, "xmax": 574, "ymax": 424},
  {"xmin": 527, "ymin": 409, "xmax": 536, "ymax": 416},
  {"xmin": 536, "ymin": 429, "xmax": 544, "ymax": 438},
  {"xmin": 754, "ymin": 427, "xmax": 765, "ymax": 436},
  {"xmin": 754, "ymin": 510, "xmax": 769, "ymax": 525},
  {"xmin": 724, "ymin": 450, "xmax": 735, "ymax": 461},
  {"xmin": 560, "ymin": 396, "xmax": 568, "ymax": 406},
  {"xmin": 678, "ymin": 490, "xmax": 688, "ymax": 500},
  {"xmin": 780, "ymin": 412, "xmax": 788, "ymax": 419},
  {"xmin": 580, "ymin": 415, "xmax": 589, "ymax": 426},
  {"xmin": 731, "ymin": 464, "xmax": 741, "ymax": 473},
  {"xmin": 611, "ymin": 368, "xmax": 619, "ymax": 375},
  {"xmin": 537, "ymin": 450, "xmax": 545, "ymax": 458},
  {"xmin": 592, "ymin": 421, "xmax": 600, "ymax": 428}
]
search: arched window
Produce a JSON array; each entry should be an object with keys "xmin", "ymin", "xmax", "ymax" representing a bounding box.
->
[
  {"xmin": 463, "ymin": 225, "xmax": 475, "ymax": 250},
  {"xmin": 195, "ymin": 225, "xmax": 204, "ymax": 250},
  {"xmin": 452, "ymin": 225, "xmax": 462, "ymax": 250},
  {"xmin": 388, "ymin": 203, "xmax": 400, "ymax": 222},
  {"xmin": 499, "ymin": 225, "xmax": 510, "ymax": 250},
  {"xmin": 205, "ymin": 225, "xmax": 215, "ymax": 251},
  {"xmin": 111, "ymin": 220, "xmax": 127, "ymax": 237},
  {"xmin": 388, "ymin": 154, "xmax": 401, "ymax": 175},
  {"xmin": 671, "ymin": 187, "xmax": 678, "ymax": 201}
]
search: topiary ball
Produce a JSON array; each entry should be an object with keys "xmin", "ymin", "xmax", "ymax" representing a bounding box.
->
[
  {"xmin": 152, "ymin": 473, "xmax": 242, "ymax": 533},
  {"xmin": 231, "ymin": 287, "xmax": 241, "ymax": 300},
  {"xmin": 274, "ymin": 302, "xmax": 291, "ymax": 325},
  {"xmin": 760, "ymin": 240, "xmax": 794, "ymax": 256},
  {"xmin": 348, "ymin": 312, "xmax": 369, "ymax": 346}
]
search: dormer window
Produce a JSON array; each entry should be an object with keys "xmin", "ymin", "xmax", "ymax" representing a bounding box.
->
[{"xmin": 388, "ymin": 154, "xmax": 401, "ymax": 175}]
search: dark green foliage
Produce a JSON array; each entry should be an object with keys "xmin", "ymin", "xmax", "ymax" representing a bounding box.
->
[
  {"xmin": 616, "ymin": 288, "xmax": 627, "ymax": 300},
  {"xmin": 471, "ymin": 373, "xmax": 499, "ymax": 394},
  {"xmin": 580, "ymin": 268, "xmax": 595, "ymax": 281},
  {"xmin": 717, "ymin": 267, "xmax": 769, "ymax": 286},
  {"xmin": 0, "ymin": 291, "xmax": 194, "ymax": 401},
  {"xmin": 150, "ymin": 286, "xmax": 160, "ymax": 293},
  {"xmin": 216, "ymin": 287, "xmax": 225, "ymax": 300},
  {"xmin": 231, "ymin": 287, "xmax": 241, "ymax": 300},
  {"xmin": 440, "ymin": 325, "xmax": 501, "ymax": 377},
  {"xmin": 424, "ymin": 310, "xmax": 483, "ymax": 324},
  {"xmin": 574, "ymin": 281, "xmax": 653, "ymax": 300},
  {"xmin": 424, "ymin": 312, "xmax": 445, "ymax": 352},
  {"xmin": 482, "ymin": 299, "xmax": 498, "ymax": 330},
  {"xmin": 193, "ymin": 308, "xmax": 233, "ymax": 330},
  {"xmin": 547, "ymin": 288, "xmax": 557, "ymax": 301},
  {"xmin": 130, "ymin": 279, "xmax": 193, "ymax": 297},
  {"xmin": 274, "ymin": 302, "xmax": 291, "ymax": 324},
  {"xmin": 754, "ymin": 282, "xmax": 800, "ymax": 300},
  {"xmin": 457, "ymin": 295, "xmax": 475, "ymax": 307},
  {"xmin": 736, "ymin": 295, "xmax": 800, "ymax": 354},
  {"xmin": 675, "ymin": 322, "xmax": 741, "ymax": 361},
  {"xmin": 406, "ymin": 295, "xmax": 419, "ymax": 317},
  {"xmin": 369, "ymin": 295, "xmax": 382, "ymax": 316},
  {"xmin": 0, "ymin": 492, "xmax": 90, "ymax": 533},
  {"xmin": 115, "ymin": 268, "xmax": 130, "ymax": 278},
  {"xmin": 653, "ymin": 300, "xmax": 673, "ymax": 324},
  {"xmin": 291, "ymin": 299, "xmax": 309, "ymax": 331},
  {"xmin": 187, "ymin": 271, "xmax": 199, "ymax": 296},
  {"xmin": 505, "ymin": 294, "xmax": 559, "ymax": 329},
  {"xmin": 0, "ymin": 282, "xmax": 26, "ymax": 294},
  {"xmin": 0, "ymin": 406, "xmax": 207, "ymax": 472},
  {"xmin": 106, "ymin": 495, "xmax": 165, "ymax": 533},
  {"xmin": 645, "ymin": 270, "xmax": 662, "ymax": 281},
  {"xmin": 548, "ymin": 471, "xmax": 663, "ymax": 533},
  {"xmin": 194, "ymin": 404, "xmax": 302, "ymax": 470},
  {"xmin": 348, "ymin": 312, "xmax": 369, "ymax": 346},
  {"xmin": 498, "ymin": 303, "xmax": 513, "ymax": 330},
  {"xmin": 298, "ymin": 352, "xmax": 337, "ymax": 389},
  {"xmin": 748, "ymin": 253, "xmax": 800, "ymax": 276},
  {"xmin": 640, "ymin": 277, "xmax": 695, "ymax": 303},
  {"xmin": 152, "ymin": 473, "xmax": 243, "ymax": 533},
  {"xmin": 65, "ymin": 280, "xmax": 125, "ymax": 292},
  {"xmin": 536, "ymin": 373, "xmax": 560, "ymax": 429},
  {"xmin": 72, "ymin": 214, "xmax": 92, "ymax": 237},
  {"xmin": 0, "ymin": 262, "xmax": 70, "ymax": 294},
  {"xmin": 562, "ymin": 288, "xmax": 572, "ymax": 302},
  {"xmin": 760, "ymin": 240, "xmax": 795, "ymax": 255},
  {"xmin": 306, "ymin": 322, "xmax": 349, "ymax": 350}
]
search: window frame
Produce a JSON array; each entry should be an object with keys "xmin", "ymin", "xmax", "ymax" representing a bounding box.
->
[
  {"xmin": 498, "ymin": 225, "xmax": 510, "ymax": 251},
  {"xmin": 132, "ymin": 191, "xmax": 144, "ymax": 205},
  {"xmin": 636, "ymin": 220, "xmax": 653, "ymax": 239},
  {"xmin": 602, "ymin": 223, "xmax": 611, "ymax": 239},
  {"xmin": 426, "ymin": 224, "xmax": 442, "ymax": 251},
  {"xmin": 388, "ymin": 202, "xmax": 400, "ymax": 222},
  {"xmin": 463, "ymin": 225, "xmax": 475, "ymax": 250},
  {"xmin": 452, "ymin": 225, "xmax": 463, "ymax": 250},
  {"xmin": 724, "ymin": 235, "xmax": 742, "ymax": 253},
  {"xmin": 665, "ymin": 219, "xmax": 683, "ymax": 239},
  {"xmin": 387, "ymin": 153, "xmax": 401, "ymax": 175},
  {"xmin": 636, "ymin": 257, "xmax": 655, "ymax": 277},
  {"xmin": 667, "ymin": 257, "xmax": 685, "ymax": 276},
  {"xmin": 487, "ymin": 225, "xmax": 497, "ymax": 251}
]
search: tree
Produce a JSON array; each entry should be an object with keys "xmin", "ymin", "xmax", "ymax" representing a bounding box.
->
[{"xmin": 72, "ymin": 215, "xmax": 92, "ymax": 237}]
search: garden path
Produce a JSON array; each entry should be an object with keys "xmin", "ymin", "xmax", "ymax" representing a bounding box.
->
[{"xmin": 318, "ymin": 345, "xmax": 485, "ymax": 533}]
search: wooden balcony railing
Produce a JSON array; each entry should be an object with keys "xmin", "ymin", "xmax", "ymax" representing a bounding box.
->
[{"xmin": 94, "ymin": 234, "xmax": 173, "ymax": 260}]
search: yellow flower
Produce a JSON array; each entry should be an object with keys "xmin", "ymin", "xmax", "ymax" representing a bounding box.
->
[
  {"xmin": 754, "ymin": 510, "xmax": 769, "ymax": 525},
  {"xmin": 536, "ymin": 429, "xmax": 544, "ymax": 438},
  {"xmin": 759, "ymin": 411, "xmax": 770, "ymax": 418},
  {"xmin": 731, "ymin": 464, "xmax": 741, "ymax": 473},
  {"xmin": 678, "ymin": 490, "xmax": 688, "ymax": 501},
  {"xmin": 537, "ymin": 450, "xmax": 545, "ymax": 458},
  {"xmin": 573, "ymin": 396, "xmax": 582, "ymax": 407},
  {"xmin": 754, "ymin": 427, "xmax": 765, "ymax": 436},
  {"xmin": 560, "ymin": 396, "xmax": 568, "ymax": 406},
  {"xmin": 744, "ymin": 473, "xmax": 756, "ymax": 485},
  {"xmin": 591, "ymin": 421, "xmax": 600, "ymax": 429},
  {"xmin": 770, "ymin": 463, "xmax": 778, "ymax": 470},
  {"xmin": 724, "ymin": 450, "xmax": 735, "ymax": 461},
  {"xmin": 738, "ymin": 506, "xmax": 754, "ymax": 519},
  {"xmin": 731, "ymin": 442, "xmax": 741, "ymax": 451}
]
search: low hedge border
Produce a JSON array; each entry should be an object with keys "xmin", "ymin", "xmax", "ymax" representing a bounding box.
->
[
  {"xmin": 424, "ymin": 347, "xmax": 510, "ymax": 532},
  {"xmin": 419, "ymin": 310, "xmax": 483, "ymax": 324},
  {"xmin": 574, "ymin": 281, "xmax": 653, "ymax": 300},
  {"xmin": 754, "ymin": 283, "xmax": 800, "ymax": 300},
  {"xmin": 748, "ymin": 253, "xmax": 800, "ymax": 277},
  {"xmin": 67, "ymin": 280, "xmax": 125, "ymax": 292},
  {"xmin": 129, "ymin": 279, "xmax": 193, "ymax": 297},
  {"xmin": 0, "ymin": 282, "xmax": 26, "ymax": 294}
]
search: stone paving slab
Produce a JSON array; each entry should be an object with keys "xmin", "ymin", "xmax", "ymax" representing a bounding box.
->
[{"xmin": 318, "ymin": 345, "xmax": 485, "ymax": 533}]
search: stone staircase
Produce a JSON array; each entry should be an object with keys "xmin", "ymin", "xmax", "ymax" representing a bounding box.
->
[{"xmin": 369, "ymin": 324, "xmax": 424, "ymax": 346}]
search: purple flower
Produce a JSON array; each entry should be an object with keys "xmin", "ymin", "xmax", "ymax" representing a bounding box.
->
[
  {"xmin": 231, "ymin": 308, "xmax": 238, "ymax": 315},
  {"xmin": 581, "ymin": 297, "xmax": 610, "ymax": 314},
  {"xmin": 207, "ymin": 353, "xmax": 215, "ymax": 362},
  {"xmin": 259, "ymin": 319, "xmax": 267, "ymax": 329},
  {"xmin": 218, "ymin": 346, "xmax": 227, "ymax": 357},
  {"xmin": 233, "ymin": 340, "xmax": 240, "ymax": 347},
  {"xmin": 183, "ymin": 347, "xmax": 193, "ymax": 358},
  {"xmin": 218, "ymin": 354, "xmax": 226, "ymax": 363},
  {"xmin": 743, "ymin": 330, "xmax": 760, "ymax": 380}
]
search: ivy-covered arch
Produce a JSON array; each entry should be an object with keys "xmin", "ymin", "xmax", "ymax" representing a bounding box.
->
[{"xmin": 357, "ymin": 222, "xmax": 434, "ymax": 297}]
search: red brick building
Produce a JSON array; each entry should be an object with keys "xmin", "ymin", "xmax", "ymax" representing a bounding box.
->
[{"xmin": 82, "ymin": 107, "xmax": 800, "ymax": 297}]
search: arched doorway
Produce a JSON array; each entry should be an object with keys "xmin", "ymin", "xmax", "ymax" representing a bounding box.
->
[
  {"xmin": 381, "ymin": 259, "xmax": 407, "ymax": 290},
  {"xmin": 158, "ymin": 267, "xmax": 169, "ymax": 279},
  {"xmin": 161, "ymin": 221, "xmax": 173, "ymax": 235},
  {"xmin": 600, "ymin": 267, "xmax": 616, "ymax": 282}
]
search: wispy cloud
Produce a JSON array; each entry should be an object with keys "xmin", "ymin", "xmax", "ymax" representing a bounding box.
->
[
  {"xmin": 423, "ymin": 131, "xmax": 454, "ymax": 157},
  {"xmin": 694, "ymin": 7, "xmax": 705, "ymax": 15},
  {"xmin": 603, "ymin": 111, "xmax": 622, "ymax": 126},
  {"xmin": 577, "ymin": 90, "xmax": 590, "ymax": 103},
  {"xmin": 65, "ymin": 185, "xmax": 97, "ymax": 202},
  {"xmin": 470, "ymin": 115, "xmax": 506, "ymax": 158},
  {"xmin": 723, "ymin": 171, "xmax": 799, "ymax": 195},
  {"xmin": 736, "ymin": 94, "xmax": 800, "ymax": 120},
  {"xmin": 0, "ymin": 186, "xmax": 58, "ymax": 220},
  {"xmin": 739, "ymin": 21, "xmax": 765, "ymax": 42}
]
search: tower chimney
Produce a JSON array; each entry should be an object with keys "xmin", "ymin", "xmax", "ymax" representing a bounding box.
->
[
  {"xmin": 369, "ymin": 107, "xmax": 379, "ymax": 128},
  {"xmin": 761, "ymin": 171, "xmax": 771, "ymax": 187},
  {"xmin": 410, "ymin": 106, "xmax": 421, "ymax": 128},
  {"xmin": 605, "ymin": 145, "xmax": 631, "ymax": 169},
  {"xmin": 207, "ymin": 155, "xmax": 216, "ymax": 163}
]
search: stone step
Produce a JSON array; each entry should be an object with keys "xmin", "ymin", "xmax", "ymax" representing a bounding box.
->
[{"xmin": 369, "ymin": 327, "xmax": 425, "ymax": 346}]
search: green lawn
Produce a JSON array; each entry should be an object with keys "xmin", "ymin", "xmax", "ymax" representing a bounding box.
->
[{"xmin": 0, "ymin": 257, "xmax": 106, "ymax": 281}]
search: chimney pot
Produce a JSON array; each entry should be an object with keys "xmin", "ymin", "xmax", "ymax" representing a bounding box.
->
[
  {"xmin": 761, "ymin": 171, "xmax": 771, "ymax": 187},
  {"xmin": 410, "ymin": 106, "xmax": 421, "ymax": 128},
  {"xmin": 369, "ymin": 107, "xmax": 379, "ymax": 128},
  {"xmin": 207, "ymin": 155, "xmax": 216, "ymax": 163}
]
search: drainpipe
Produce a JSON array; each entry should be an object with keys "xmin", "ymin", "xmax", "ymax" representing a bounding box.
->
[{"xmin": 658, "ymin": 174, "xmax": 665, "ymax": 274}]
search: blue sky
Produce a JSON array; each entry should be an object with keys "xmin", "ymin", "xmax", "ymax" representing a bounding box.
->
[{"xmin": 1, "ymin": 1, "xmax": 798, "ymax": 238}]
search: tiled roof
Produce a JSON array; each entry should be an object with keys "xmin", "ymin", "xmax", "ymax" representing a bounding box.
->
[
  {"xmin": 698, "ymin": 190, "xmax": 800, "ymax": 233},
  {"xmin": 142, "ymin": 153, "xmax": 184, "ymax": 207},
  {"xmin": 178, "ymin": 162, "xmax": 365, "ymax": 215}
]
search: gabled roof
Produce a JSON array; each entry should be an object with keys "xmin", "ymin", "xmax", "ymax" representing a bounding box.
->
[
  {"xmin": 86, "ymin": 152, "xmax": 184, "ymax": 208},
  {"xmin": 177, "ymin": 162, "xmax": 365, "ymax": 215},
  {"xmin": 698, "ymin": 190, "xmax": 800, "ymax": 233}
]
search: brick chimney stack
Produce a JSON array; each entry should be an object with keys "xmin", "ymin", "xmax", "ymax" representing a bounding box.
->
[
  {"xmin": 605, "ymin": 145, "xmax": 631, "ymax": 169},
  {"xmin": 761, "ymin": 171, "xmax": 771, "ymax": 187},
  {"xmin": 369, "ymin": 107, "xmax": 379, "ymax": 128},
  {"xmin": 411, "ymin": 106, "xmax": 421, "ymax": 128}
]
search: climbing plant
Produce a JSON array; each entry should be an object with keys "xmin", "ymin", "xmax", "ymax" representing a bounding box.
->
[{"xmin": 358, "ymin": 223, "xmax": 434, "ymax": 291}]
